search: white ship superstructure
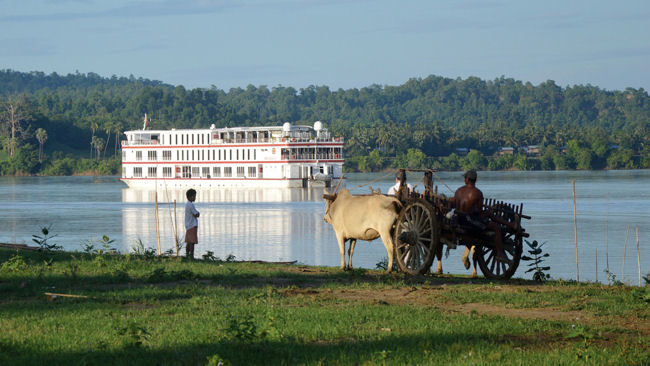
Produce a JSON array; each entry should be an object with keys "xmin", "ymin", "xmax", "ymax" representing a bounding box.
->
[{"xmin": 120, "ymin": 121, "xmax": 344, "ymax": 188}]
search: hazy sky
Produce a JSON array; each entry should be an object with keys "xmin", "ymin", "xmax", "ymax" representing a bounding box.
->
[{"xmin": 1, "ymin": 0, "xmax": 649, "ymax": 91}]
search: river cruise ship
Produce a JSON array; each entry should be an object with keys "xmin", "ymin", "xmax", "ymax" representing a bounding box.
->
[{"xmin": 120, "ymin": 121, "xmax": 344, "ymax": 188}]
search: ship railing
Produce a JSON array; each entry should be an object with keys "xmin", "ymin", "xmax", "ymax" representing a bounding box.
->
[
  {"xmin": 281, "ymin": 154, "xmax": 343, "ymax": 160},
  {"xmin": 121, "ymin": 140, "xmax": 159, "ymax": 146}
]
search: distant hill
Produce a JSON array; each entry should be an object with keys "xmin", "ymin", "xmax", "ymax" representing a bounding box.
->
[{"xmin": 0, "ymin": 69, "xmax": 648, "ymax": 173}]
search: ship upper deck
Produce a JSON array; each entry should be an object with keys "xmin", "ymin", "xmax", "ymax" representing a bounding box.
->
[{"xmin": 122, "ymin": 122, "xmax": 343, "ymax": 147}]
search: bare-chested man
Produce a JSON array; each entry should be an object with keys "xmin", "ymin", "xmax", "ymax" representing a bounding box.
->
[{"xmin": 452, "ymin": 170, "xmax": 508, "ymax": 262}]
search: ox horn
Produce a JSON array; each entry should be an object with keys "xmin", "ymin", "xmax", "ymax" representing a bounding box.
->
[
  {"xmin": 333, "ymin": 173, "xmax": 344, "ymax": 194},
  {"xmin": 322, "ymin": 193, "xmax": 337, "ymax": 201}
]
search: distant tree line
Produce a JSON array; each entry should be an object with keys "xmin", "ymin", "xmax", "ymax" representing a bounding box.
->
[{"xmin": 0, "ymin": 69, "xmax": 648, "ymax": 175}]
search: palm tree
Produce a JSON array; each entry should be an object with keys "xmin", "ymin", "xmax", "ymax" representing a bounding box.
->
[
  {"xmin": 102, "ymin": 121, "xmax": 112, "ymax": 158},
  {"xmin": 35, "ymin": 128, "xmax": 47, "ymax": 163},
  {"xmin": 91, "ymin": 136, "xmax": 104, "ymax": 161},
  {"xmin": 90, "ymin": 121, "xmax": 99, "ymax": 159},
  {"xmin": 113, "ymin": 122, "xmax": 123, "ymax": 156}
]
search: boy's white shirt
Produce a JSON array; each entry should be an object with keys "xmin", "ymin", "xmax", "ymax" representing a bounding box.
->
[
  {"xmin": 387, "ymin": 182, "xmax": 413, "ymax": 195},
  {"xmin": 185, "ymin": 201, "xmax": 199, "ymax": 230}
]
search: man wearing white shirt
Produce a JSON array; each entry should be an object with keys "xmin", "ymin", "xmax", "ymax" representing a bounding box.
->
[{"xmin": 387, "ymin": 172, "xmax": 412, "ymax": 196}]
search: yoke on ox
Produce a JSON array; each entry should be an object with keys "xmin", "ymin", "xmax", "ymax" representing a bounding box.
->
[{"xmin": 392, "ymin": 169, "xmax": 531, "ymax": 280}]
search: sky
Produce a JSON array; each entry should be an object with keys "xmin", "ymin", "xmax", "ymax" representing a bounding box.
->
[{"xmin": 1, "ymin": 0, "xmax": 649, "ymax": 91}]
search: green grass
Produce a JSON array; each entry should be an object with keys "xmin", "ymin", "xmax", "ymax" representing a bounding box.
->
[{"xmin": 0, "ymin": 248, "xmax": 648, "ymax": 365}]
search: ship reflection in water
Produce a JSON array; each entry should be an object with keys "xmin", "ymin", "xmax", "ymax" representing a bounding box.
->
[{"xmin": 121, "ymin": 187, "xmax": 384, "ymax": 267}]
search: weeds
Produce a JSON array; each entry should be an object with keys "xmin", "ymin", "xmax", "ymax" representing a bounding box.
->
[
  {"xmin": 116, "ymin": 321, "xmax": 150, "ymax": 348},
  {"xmin": 203, "ymin": 251, "xmax": 219, "ymax": 261},
  {"xmin": 0, "ymin": 252, "xmax": 27, "ymax": 272},
  {"xmin": 223, "ymin": 314, "xmax": 266, "ymax": 342},
  {"xmin": 522, "ymin": 240, "xmax": 550, "ymax": 282},
  {"xmin": 375, "ymin": 256, "xmax": 396, "ymax": 271},
  {"xmin": 64, "ymin": 256, "xmax": 80, "ymax": 281},
  {"xmin": 131, "ymin": 239, "xmax": 156, "ymax": 259}
]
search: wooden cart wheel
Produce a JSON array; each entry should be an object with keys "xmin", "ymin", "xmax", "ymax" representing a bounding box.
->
[
  {"xmin": 394, "ymin": 199, "xmax": 440, "ymax": 275},
  {"xmin": 476, "ymin": 230, "xmax": 522, "ymax": 279}
]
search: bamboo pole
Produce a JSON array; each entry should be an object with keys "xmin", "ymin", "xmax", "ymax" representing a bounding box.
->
[
  {"xmin": 595, "ymin": 248, "xmax": 598, "ymax": 283},
  {"xmin": 637, "ymin": 225, "xmax": 641, "ymax": 287},
  {"xmin": 623, "ymin": 225, "xmax": 630, "ymax": 283},
  {"xmin": 572, "ymin": 180, "xmax": 579, "ymax": 282},
  {"xmin": 173, "ymin": 199, "xmax": 179, "ymax": 256},
  {"xmin": 155, "ymin": 191, "xmax": 161, "ymax": 255},
  {"xmin": 606, "ymin": 193, "xmax": 609, "ymax": 284},
  {"xmin": 164, "ymin": 186, "xmax": 176, "ymax": 255}
]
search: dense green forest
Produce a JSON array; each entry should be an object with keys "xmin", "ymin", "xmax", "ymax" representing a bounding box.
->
[{"xmin": 0, "ymin": 69, "xmax": 648, "ymax": 175}]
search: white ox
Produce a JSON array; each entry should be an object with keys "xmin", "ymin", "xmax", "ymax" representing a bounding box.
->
[{"xmin": 323, "ymin": 188, "xmax": 402, "ymax": 272}]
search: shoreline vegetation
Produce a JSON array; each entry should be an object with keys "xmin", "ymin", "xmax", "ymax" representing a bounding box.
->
[
  {"xmin": 1, "ymin": 70, "xmax": 649, "ymax": 176},
  {"xmin": 0, "ymin": 246, "xmax": 648, "ymax": 365}
]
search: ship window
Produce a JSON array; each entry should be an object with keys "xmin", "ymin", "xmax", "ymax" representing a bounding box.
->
[
  {"xmin": 236, "ymin": 166, "xmax": 245, "ymax": 177},
  {"xmin": 181, "ymin": 135, "xmax": 184, "ymax": 145},
  {"xmin": 213, "ymin": 167, "xmax": 221, "ymax": 177},
  {"xmin": 176, "ymin": 150, "xmax": 179, "ymax": 160},
  {"xmin": 248, "ymin": 166, "xmax": 256, "ymax": 177},
  {"xmin": 236, "ymin": 150, "xmax": 239, "ymax": 161},
  {"xmin": 162, "ymin": 151, "xmax": 171, "ymax": 160},
  {"xmin": 254, "ymin": 150, "xmax": 256, "ymax": 160},
  {"xmin": 192, "ymin": 150, "xmax": 195, "ymax": 160},
  {"xmin": 122, "ymin": 167, "xmax": 126, "ymax": 178},
  {"xmin": 247, "ymin": 149, "xmax": 250, "ymax": 160},
  {"xmin": 163, "ymin": 167, "xmax": 172, "ymax": 177},
  {"xmin": 192, "ymin": 134, "xmax": 195, "ymax": 145},
  {"xmin": 202, "ymin": 167, "xmax": 209, "ymax": 178},
  {"xmin": 148, "ymin": 151, "xmax": 157, "ymax": 160},
  {"xmin": 176, "ymin": 135, "xmax": 178, "ymax": 145},
  {"xmin": 122, "ymin": 151, "xmax": 126, "ymax": 160},
  {"xmin": 133, "ymin": 167, "xmax": 142, "ymax": 177},
  {"xmin": 182, "ymin": 166, "xmax": 191, "ymax": 178},
  {"xmin": 148, "ymin": 167, "xmax": 157, "ymax": 177},
  {"xmin": 229, "ymin": 150, "xmax": 232, "ymax": 160},
  {"xmin": 202, "ymin": 150, "xmax": 204, "ymax": 161},
  {"xmin": 192, "ymin": 167, "xmax": 200, "ymax": 177},
  {"xmin": 135, "ymin": 151, "xmax": 142, "ymax": 161},
  {"xmin": 224, "ymin": 167, "xmax": 232, "ymax": 177}
]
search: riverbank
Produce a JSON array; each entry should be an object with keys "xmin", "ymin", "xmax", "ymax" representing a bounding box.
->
[{"xmin": 1, "ymin": 248, "xmax": 647, "ymax": 365}]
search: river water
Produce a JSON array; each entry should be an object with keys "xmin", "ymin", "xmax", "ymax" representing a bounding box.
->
[{"xmin": 0, "ymin": 171, "xmax": 648, "ymax": 284}]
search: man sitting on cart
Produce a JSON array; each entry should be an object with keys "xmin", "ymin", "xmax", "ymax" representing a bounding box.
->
[{"xmin": 452, "ymin": 170, "xmax": 509, "ymax": 263}]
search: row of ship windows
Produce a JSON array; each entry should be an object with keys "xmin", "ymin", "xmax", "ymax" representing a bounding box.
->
[
  {"xmin": 130, "ymin": 149, "xmax": 258, "ymax": 161},
  {"xmin": 156, "ymin": 133, "xmax": 211, "ymax": 146},
  {"xmin": 129, "ymin": 166, "xmax": 258, "ymax": 178}
]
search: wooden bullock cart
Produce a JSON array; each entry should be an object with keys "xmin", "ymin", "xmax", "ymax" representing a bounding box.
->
[{"xmin": 391, "ymin": 169, "xmax": 530, "ymax": 279}]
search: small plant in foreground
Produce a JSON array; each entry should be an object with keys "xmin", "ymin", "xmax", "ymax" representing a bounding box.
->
[
  {"xmin": 375, "ymin": 256, "xmax": 396, "ymax": 271},
  {"xmin": 203, "ymin": 251, "xmax": 219, "ymax": 261},
  {"xmin": 131, "ymin": 239, "xmax": 156, "ymax": 258},
  {"xmin": 116, "ymin": 321, "xmax": 150, "ymax": 348},
  {"xmin": 0, "ymin": 252, "xmax": 28, "ymax": 272},
  {"xmin": 522, "ymin": 239, "xmax": 550, "ymax": 282},
  {"xmin": 223, "ymin": 314, "xmax": 266, "ymax": 342},
  {"xmin": 64, "ymin": 256, "xmax": 80, "ymax": 281},
  {"xmin": 206, "ymin": 354, "xmax": 229, "ymax": 366},
  {"xmin": 32, "ymin": 226, "xmax": 62, "ymax": 251}
]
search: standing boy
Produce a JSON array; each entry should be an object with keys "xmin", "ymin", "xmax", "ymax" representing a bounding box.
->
[{"xmin": 184, "ymin": 188, "xmax": 200, "ymax": 259}]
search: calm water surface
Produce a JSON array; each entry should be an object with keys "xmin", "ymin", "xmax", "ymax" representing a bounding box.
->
[{"xmin": 1, "ymin": 170, "xmax": 648, "ymax": 283}]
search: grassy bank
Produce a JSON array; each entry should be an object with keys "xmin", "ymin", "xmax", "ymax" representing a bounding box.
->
[{"xmin": 0, "ymin": 248, "xmax": 648, "ymax": 365}]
